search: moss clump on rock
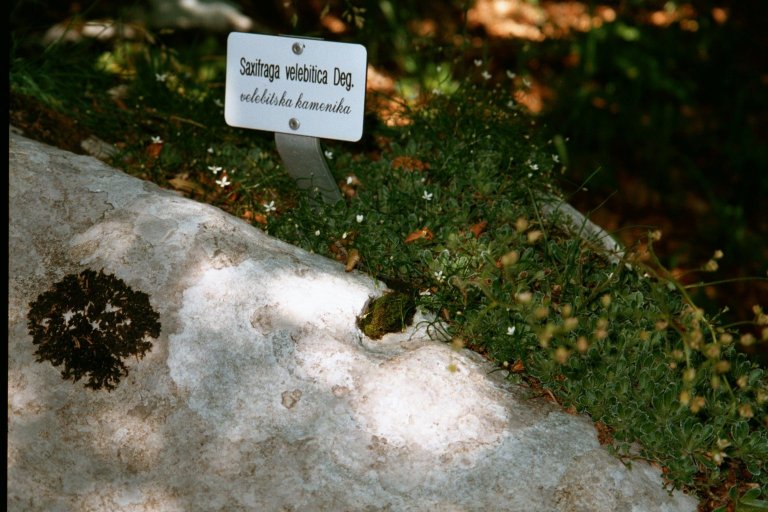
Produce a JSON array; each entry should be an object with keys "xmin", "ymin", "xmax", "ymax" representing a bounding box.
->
[
  {"xmin": 27, "ymin": 269, "xmax": 161, "ymax": 391},
  {"xmin": 357, "ymin": 291, "xmax": 416, "ymax": 339}
]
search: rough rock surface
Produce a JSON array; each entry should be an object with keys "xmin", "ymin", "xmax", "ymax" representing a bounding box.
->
[{"xmin": 8, "ymin": 129, "xmax": 698, "ymax": 511}]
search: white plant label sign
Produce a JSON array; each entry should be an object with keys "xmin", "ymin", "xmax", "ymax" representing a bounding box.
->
[{"xmin": 225, "ymin": 32, "xmax": 368, "ymax": 142}]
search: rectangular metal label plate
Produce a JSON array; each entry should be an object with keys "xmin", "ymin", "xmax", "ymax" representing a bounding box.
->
[{"xmin": 225, "ymin": 32, "xmax": 367, "ymax": 142}]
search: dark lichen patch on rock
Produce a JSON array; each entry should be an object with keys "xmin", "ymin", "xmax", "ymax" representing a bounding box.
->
[
  {"xmin": 357, "ymin": 291, "xmax": 416, "ymax": 340},
  {"xmin": 27, "ymin": 269, "xmax": 161, "ymax": 391}
]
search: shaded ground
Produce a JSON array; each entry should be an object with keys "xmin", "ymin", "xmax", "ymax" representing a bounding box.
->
[{"xmin": 10, "ymin": 93, "xmax": 93, "ymax": 155}]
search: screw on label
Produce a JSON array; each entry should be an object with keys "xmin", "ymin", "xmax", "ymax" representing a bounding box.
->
[
  {"xmin": 289, "ymin": 118, "xmax": 300, "ymax": 130},
  {"xmin": 292, "ymin": 42, "xmax": 303, "ymax": 55}
]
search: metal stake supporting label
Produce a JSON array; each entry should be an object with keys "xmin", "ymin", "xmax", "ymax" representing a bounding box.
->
[{"xmin": 275, "ymin": 133, "xmax": 342, "ymax": 204}]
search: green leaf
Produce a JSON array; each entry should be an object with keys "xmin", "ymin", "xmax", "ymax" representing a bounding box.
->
[
  {"xmin": 737, "ymin": 498, "xmax": 768, "ymax": 512},
  {"xmin": 735, "ymin": 487, "xmax": 768, "ymax": 512}
]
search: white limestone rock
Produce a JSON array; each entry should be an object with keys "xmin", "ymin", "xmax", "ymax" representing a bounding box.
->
[
  {"xmin": 148, "ymin": 0, "xmax": 254, "ymax": 32},
  {"xmin": 8, "ymin": 129, "xmax": 698, "ymax": 511}
]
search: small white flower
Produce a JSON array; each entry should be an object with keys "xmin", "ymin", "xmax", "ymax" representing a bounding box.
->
[
  {"xmin": 507, "ymin": 100, "xmax": 515, "ymax": 108},
  {"xmin": 207, "ymin": 147, "xmax": 214, "ymax": 154},
  {"xmin": 474, "ymin": 59, "xmax": 482, "ymax": 67},
  {"xmin": 523, "ymin": 77, "xmax": 532, "ymax": 88},
  {"xmin": 356, "ymin": 214, "xmax": 364, "ymax": 223},
  {"xmin": 481, "ymin": 71, "xmax": 492, "ymax": 80},
  {"xmin": 507, "ymin": 326, "xmax": 516, "ymax": 336},
  {"xmin": 346, "ymin": 176, "xmax": 354, "ymax": 185},
  {"xmin": 151, "ymin": 136, "xmax": 163, "ymax": 144},
  {"xmin": 422, "ymin": 190, "xmax": 433, "ymax": 201},
  {"xmin": 434, "ymin": 270, "xmax": 445, "ymax": 282},
  {"xmin": 263, "ymin": 201, "xmax": 276, "ymax": 213},
  {"xmin": 155, "ymin": 73, "xmax": 168, "ymax": 82},
  {"xmin": 324, "ymin": 150, "xmax": 333, "ymax": 159},
  {"xmin": 342, "ymin": 232, "xmax": 348, "ymax": 239},
  {"xmin": 208, "ymin": 165, "xmax": 222, "ymax": 175},
  {"xmin": 552, "ymin": 154, "xmax": 560, "ymax": 163},
  {"xmin": 529, "ymin": 162, "xmax": 539, "ymax": 171},
  {"xmin": 419, "ymin": 289, "xmax": 432, "ymax": 296},
  {"xmin": 314, "ymin": 230, "xmax": 321, "ymax": 236},
  {"xmin": 506, "ymin": 70, "xmax": 516, "ymax": 79},
  {"xmin": 215, "ymin": 175, "xmax": 231, "ymax": 188},
  {"xmin": 528, "ymin": 173, "xmax": 533, "ymax": 178},
  {"xmin": 214, "ymin": 98, "xmax": 223, "ymax": 107}
]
